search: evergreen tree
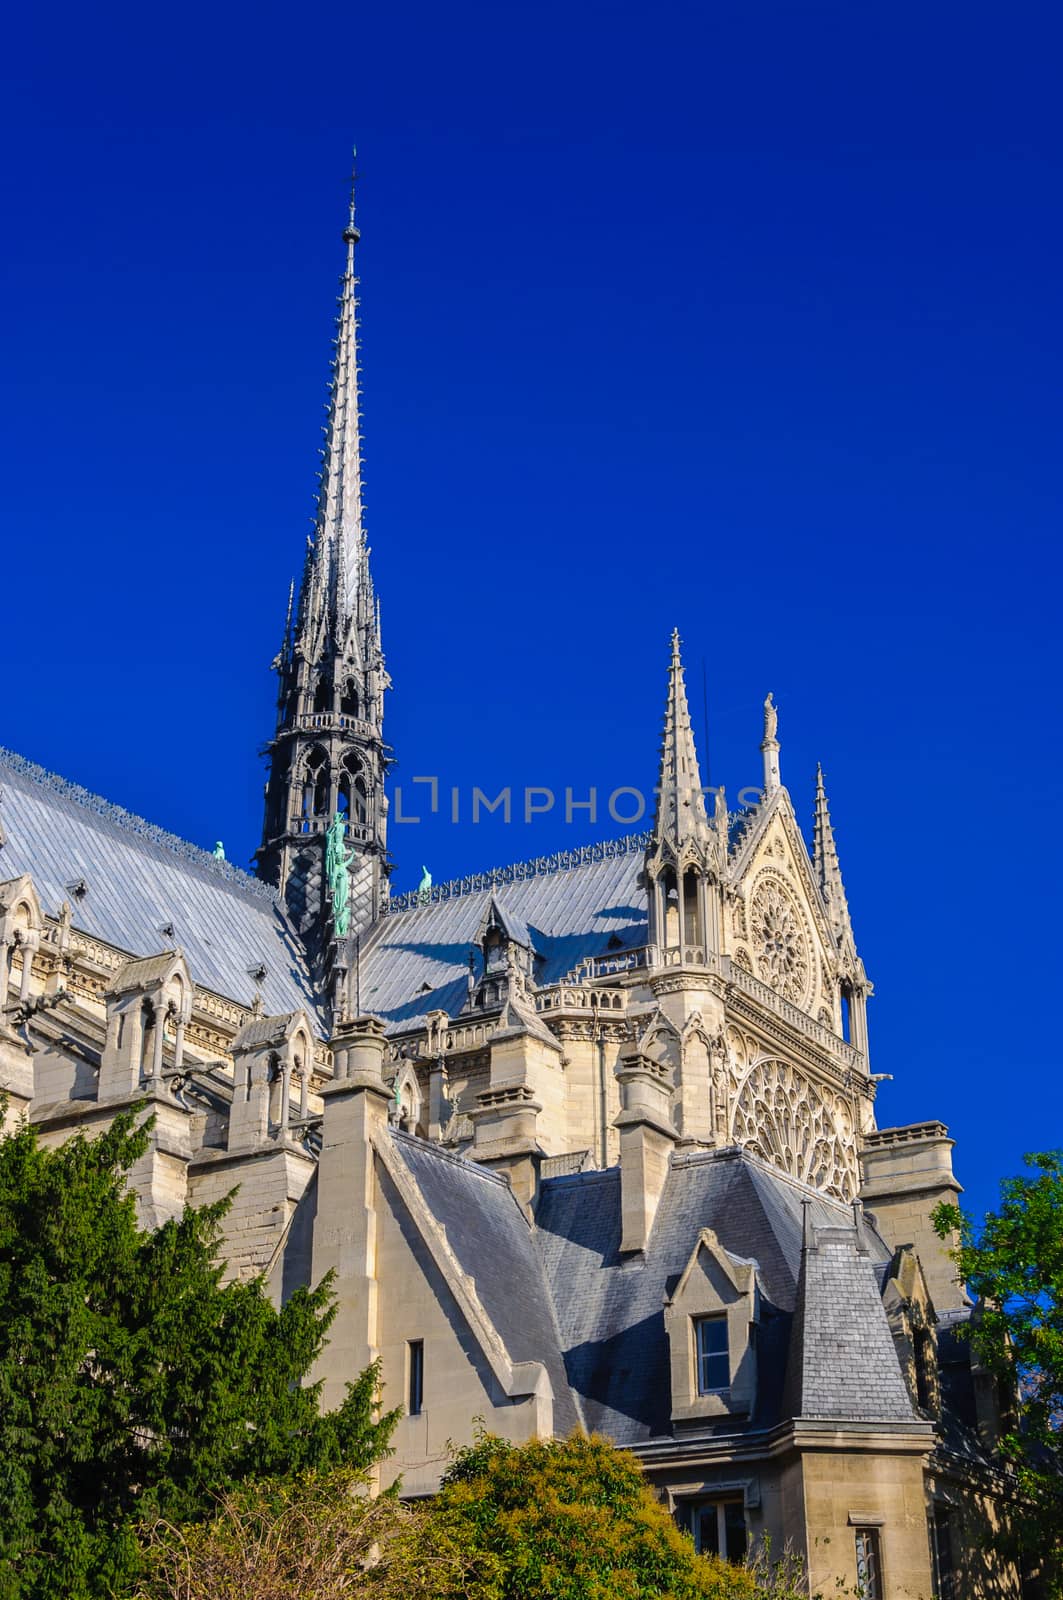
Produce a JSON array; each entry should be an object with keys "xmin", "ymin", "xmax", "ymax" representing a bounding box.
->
[{"xmin": 0, "ymin": 1107, "xmax": 398, "ymax": 1600}]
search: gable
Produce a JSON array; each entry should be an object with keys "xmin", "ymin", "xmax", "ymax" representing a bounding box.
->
[{"xmin": 727, "ymin": 791, "xmax": 841, "ymax": 1032}]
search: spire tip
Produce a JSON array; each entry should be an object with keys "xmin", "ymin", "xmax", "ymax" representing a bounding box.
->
[{"xmin": 343, "ymin": 147, "xmax": 360, "ymax": 244}]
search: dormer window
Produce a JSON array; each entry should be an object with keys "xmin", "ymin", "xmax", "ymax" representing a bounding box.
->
[
  {"xmin": 664, "ymin": 1228, "xmax": 759, "ymax": 1424},
  {"xmin": 695, "ymin": 1315, "xmax": 729, "ymax": 1394}
]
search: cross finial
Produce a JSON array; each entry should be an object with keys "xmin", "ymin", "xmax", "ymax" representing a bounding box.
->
[{"xmin": 343, "ymin": 146, "xmax": 360, "ymax": 245}]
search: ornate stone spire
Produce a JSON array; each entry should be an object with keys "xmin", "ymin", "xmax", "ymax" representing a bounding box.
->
[
  {"xmin": 651, "ymin": 630, "xmax": 713, "ymax": 860},
  {"xmin": 257, "ymin": 158, "xmax": 390, "ymax": 1002},
  {"xmin": 296, "ymin": 152, "xmax": 379, "ymax": 664},
  {"xmin": 813, "ymin": 764, "xmax": 851, "ymax": 939}
]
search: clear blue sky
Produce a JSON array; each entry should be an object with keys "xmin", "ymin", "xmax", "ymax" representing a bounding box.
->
[{"xmin": 3, "ymin": 0, "xmax": 1060, "ymax": 1222}]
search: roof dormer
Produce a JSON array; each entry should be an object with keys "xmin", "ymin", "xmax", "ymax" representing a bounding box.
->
[{"xmin": 664, "ymin": 1227, "xmax": 760, "ymax": 1426}]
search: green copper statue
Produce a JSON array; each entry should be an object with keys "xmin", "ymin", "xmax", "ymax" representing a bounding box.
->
[
  {"xmin": 417, "ymin": 864, "xmax": 432, "ymax": 905},
  {"xmin": 325, "ymin": 812, "xmax": 355, "ymax": 937}
]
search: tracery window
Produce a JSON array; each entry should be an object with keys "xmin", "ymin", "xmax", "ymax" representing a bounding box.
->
[
  {"xmin": 338, "ymin": 755, "xmax": 369, "ymax": 825},
  {"xmin": 729, "ymin": 1054, "xmax": 857, "ymax": 1200},
  {"xmin": 301, "ymin": 747, "xmax": 329, "ymax": 821}
]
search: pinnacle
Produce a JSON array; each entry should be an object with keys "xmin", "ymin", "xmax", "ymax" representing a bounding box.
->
[{"xmin": 652, "ymin": 630, "xmax": 712, "ymax": 855}]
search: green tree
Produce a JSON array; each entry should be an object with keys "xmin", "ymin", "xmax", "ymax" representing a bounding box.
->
[
  {"xmin": 0, "ymin": 1107, "xmax": 398, "ymax": 1600},
  {"xmin": 429, "ymin": 1431, "xmax": 760, "ymax": 1599},
  {"xmin": 138, "ymin": 1435, "xmax": 763, "ymax": 1600},
  {"xmin": 933, "ymin": 1150, "xmax": 1063, "ymax": 1592}
]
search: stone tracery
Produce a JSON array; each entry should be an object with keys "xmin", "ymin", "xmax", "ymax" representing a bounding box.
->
[
  {"xmin": 750, "ymin": 876, "xmax": 810, "ymax": 1004},
  {"xmin": 729, "ymin": 1051, "xmax": 857, "ymax": 1200}
]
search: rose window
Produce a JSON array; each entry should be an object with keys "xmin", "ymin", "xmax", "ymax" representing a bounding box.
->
[{"xmin": 750, "ymin": 880, "xmax": 809, "ymax": 1002}]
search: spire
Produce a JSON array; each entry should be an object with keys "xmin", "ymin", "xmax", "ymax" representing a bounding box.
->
[
  {"xmin": 652, "ymin": 630, "xmax": 712, "ymax": 857},
  {"xmin": 813, "ymin": 764, "xmax": 852, "ymax": 938},
  {"xmin": 298, "ymin": 149, "xmax": 377, "ymax": 656},
  {"xmin": 256, "ymin": 158, "xmax": 390, "ymax": 983}
]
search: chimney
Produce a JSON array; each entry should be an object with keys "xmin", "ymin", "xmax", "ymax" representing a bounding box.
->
[
  {"xmin": 614, "ymin": 1046, "xmax": 677, "ymax": 1252},
  {"xmin": 310, "ymin": 1015, "xmax": 391, "ymax": 1411},
  {"xmin": 859, "ymin": 1121, "xmax": 966, "ymax": 1311}
]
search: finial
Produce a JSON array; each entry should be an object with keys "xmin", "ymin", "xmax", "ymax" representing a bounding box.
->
[
  {"xmin": 760, "ymin": 692, "xmax": 781, "ymax": 795},
  {"xmin": 342, "ymin": 146, "xmax": 360, "ymax": 245},
  {"xmin": 670, "ymin": 626, "xmax": 682, "ymax": 668}
]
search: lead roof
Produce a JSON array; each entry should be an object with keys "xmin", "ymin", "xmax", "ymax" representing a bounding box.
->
[{"xmin": 0, "ymin": 748, "xmax": 322, "ymax": 1027}]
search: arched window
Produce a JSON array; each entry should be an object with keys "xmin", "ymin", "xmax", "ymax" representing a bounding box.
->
[
  {"xmin": 683, "ymin": 867, "xmax": 702, "ymax": 948},
  {"xmin": 140, "ymin": 999, "xmax": 156, "ymax": 1082},
  {"xmin": 338, "ymin": 755, "xmax": 369, "ymax": 826},
  {"xmin": 661, "ymin": 868, "xmax": 680, "ymax": 948},
  {"xmin": 840, "ymin": 982, "xmax": 853, "ymax": 1044},
  {"xmin": 340, "ymin": 677, "xmax": 360, "ymax": 718},
  {"xmin": 312, "ymin": 674, "xmax": 331, "ymax": 715},
  {"xmin": 301, "ymin": 747, "xmax": 329, "ymax": 822}
]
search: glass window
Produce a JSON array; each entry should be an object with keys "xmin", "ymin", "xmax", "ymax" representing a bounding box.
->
[
  {"xmin": 684, "ymin": 1499, "xmax": 747, "ymax": 1563},
  {"xmin": 723, "ymin": 1501, "xmax": 748, "ymax": 1563},
  {"xmin": 695, "ymin": 1315, "xmax": 729, "ymax": 1393},
  {"xmin": 407, "ymin": 1338, "xmax": 424, "ymax": 1416},
  {"xmin": 930, "ymin": 1508, "xmax": 955, "ymax": 1599},
  {"xmin": 854, "ymin": 1528, "xmax": 883, "ymax": 1599}
]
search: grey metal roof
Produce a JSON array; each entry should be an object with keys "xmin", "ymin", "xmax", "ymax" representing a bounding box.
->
[
  {"xmin": 533, "ymin": 1145, "xmax": 895, "ymax": 1445},
  {"xmin": 390, "ymin": 1131, "xmax": 582, "ymax": 1434},
  {"xmin": 0, "ymin": 747, "xmax": 323, "ymax": 1028},
  {"xmin": 361, "ymin": 848, "xmax": 649, "ymax": 1029}
]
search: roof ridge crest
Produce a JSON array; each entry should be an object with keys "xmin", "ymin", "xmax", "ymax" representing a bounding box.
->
[{"xmin": 387, "ymin": 830, "xmax": 652, "ymax": 913}]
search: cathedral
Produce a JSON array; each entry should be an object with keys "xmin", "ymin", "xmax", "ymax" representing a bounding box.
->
[{"xmin": 0, "ymin": 178, "xmax": 1027, "ymax": 1598}]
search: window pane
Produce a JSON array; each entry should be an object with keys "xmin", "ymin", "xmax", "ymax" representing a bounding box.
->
[
  {"xmin": 724, "ymin": 1501, "xmax": 747, "ymax": 1563},
  {"xmin": 931, "ymin": 1510, "xmax": 954, "ymax": 1600},
  {"xmin": 692, "ymin": 1505, "xmax": 720, "ymax": 1555},
  {"xmin": 685, "ymin": 1504, "xmax": 717, "ymax": 1555},
  {"xmin": 408, "ymin": 1339, "xmax": 424, "ymax": 1416},
  {"xmin": 696, "ymin": 1317, "xmax": 729, "ymax": 1392},
  {"xmin": 854, "ymin": 1529, "xmax": 882, "ymax": 1600}
]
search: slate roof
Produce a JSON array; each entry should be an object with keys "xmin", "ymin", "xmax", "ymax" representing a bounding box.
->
[
  {"xmin": 361, "ymin": 843, "xmax": 649, "ymax": 1029},
  {"xmin": 533, "ymin": 1145, "xmax": 898, "ymax": 1444},
  {"xmin": 0, "ymin": 747, "xmax": 322, "ymax": 1028},
  {"xmin": 783, "ymin": 1221, "xmax": 915, "ymax": 1423},
  {"xmin": 390, "ymin": 1132, "xmax": 582, "ymax": 1434}
]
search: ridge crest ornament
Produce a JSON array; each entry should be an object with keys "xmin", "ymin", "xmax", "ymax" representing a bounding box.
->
[{"xmin": 750, "ymin": 877, "xmax": 809, "ymax": 1003}]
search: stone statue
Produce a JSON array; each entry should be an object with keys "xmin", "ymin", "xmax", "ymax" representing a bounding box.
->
[
  {"xmin": 325, "ymin": 812, "xmax": 354, "ymax": 937},
  {"xmin": 763, "ymin": 692, "xmax": 778, "ymax": 743},
  {"xmin": 714, "ymin": 784, "xmax": 727, "ymax": 832}
]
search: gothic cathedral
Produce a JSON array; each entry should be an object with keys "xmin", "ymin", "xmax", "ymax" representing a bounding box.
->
[{"xmin": 0, "ymin": 175, "xmax": 1025, "ymax": 1599}]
